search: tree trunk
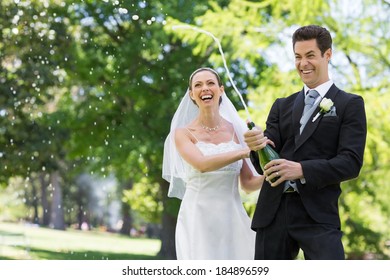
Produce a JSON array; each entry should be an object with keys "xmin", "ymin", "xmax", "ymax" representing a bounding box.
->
[
  {"xmin": 40, "ymin": 172, "xmax": 50, "ymax": 226},
  {"xmin": 49, "ymin": 171, "xmax": 65, "ymax": 230},
  {"xmin": 30, "ymin": 175, "xmax": 40, "ymax": 224},
  {"xmin": 120, "ymin": 180, "xmax": 133, "ymax": 235},
  {"xmin": 158, "ymin": 180, "xmax": 178, "ymax": 260},
  {"xmin": 120, "ymin": 203, "xmax": 132, "ymax": 235}
]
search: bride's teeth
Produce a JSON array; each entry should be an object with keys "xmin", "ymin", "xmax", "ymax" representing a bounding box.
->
[{"xmin": 201, "ymin": 95, "xmax": 212, "ymax": 100}]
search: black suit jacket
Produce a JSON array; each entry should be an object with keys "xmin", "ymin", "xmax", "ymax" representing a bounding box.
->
[{"xmin": 251, "ymin": 84, "xmax": 367, "ymax": 229}]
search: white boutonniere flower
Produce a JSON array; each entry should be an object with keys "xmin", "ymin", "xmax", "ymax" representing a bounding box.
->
[{"xmin": 312, "ymin": 98, "xmax": 334, "ymax": 122}]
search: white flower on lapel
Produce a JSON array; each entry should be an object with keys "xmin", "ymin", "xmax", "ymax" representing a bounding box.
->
[{"xmin": 312, "ymin": 98, "xmax": 334, "ymax": 122}]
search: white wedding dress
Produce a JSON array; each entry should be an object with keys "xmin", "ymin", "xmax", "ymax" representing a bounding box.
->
[{"xmin": 175, "ymin": 140, "xmax": 256, "ymax": 260}]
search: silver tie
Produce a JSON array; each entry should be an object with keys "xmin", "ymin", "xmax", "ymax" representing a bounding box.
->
[{"xmin": 300, "ymin": 89, "xmax": 319, "ymax": 134}]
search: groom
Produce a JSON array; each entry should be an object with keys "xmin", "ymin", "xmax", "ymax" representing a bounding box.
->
[{"xmin": 244, "ymin": 25, "xmax": 367, "ymax": 259}]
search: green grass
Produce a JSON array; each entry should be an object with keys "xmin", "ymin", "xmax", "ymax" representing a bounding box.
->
[{"xmin": 0, "ymin": 222, "xmax": 161, "ymax": 260}]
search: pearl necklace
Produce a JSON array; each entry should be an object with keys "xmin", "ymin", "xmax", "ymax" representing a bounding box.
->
[{"xmin": 201, "ymin": 118, "xmax": 221, "ymax": 132}]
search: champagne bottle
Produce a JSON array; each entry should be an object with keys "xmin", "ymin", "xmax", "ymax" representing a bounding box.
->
[{"xmin": 247, "ymin": 121, "xmax": 280, "ymax": 182}]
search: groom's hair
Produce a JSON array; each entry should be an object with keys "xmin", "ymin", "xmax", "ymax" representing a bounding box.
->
[{"xmin": 292, "ymin": 25, "xmax": 332, "ymax": 56}]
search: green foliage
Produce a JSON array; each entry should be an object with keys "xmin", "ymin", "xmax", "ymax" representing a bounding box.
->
[
  {"xmin": 0, "ymin": 178, "xmax": 29, "ymax": 221},
  {"xmin": 0, "ymin": 0, "xmax": 72, "ymax": 181},
  {"xmin": 341, "ymin": 186, "xmax": 390, "ymax": 259},
  {"xmin": 122, "ymin": 178, "xmax": 163, "ymax": 223}
]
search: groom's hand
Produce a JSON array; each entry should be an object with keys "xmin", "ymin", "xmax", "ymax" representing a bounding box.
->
[
  {"xmin": 244, "ymin": 126, "xmax": 274, "ymax": 151},
  {"xmin": 264, "ymin": 159, "xmax": 304, "ymax": 187}
]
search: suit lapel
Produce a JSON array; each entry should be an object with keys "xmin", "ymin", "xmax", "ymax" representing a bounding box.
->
[
  {"xmin": 294, "ymin": 84, "xmax": 339, "ymax": 152},
  {"xmin": 293, "ymin": 89, "xmax": 304, "ymax": 148}
]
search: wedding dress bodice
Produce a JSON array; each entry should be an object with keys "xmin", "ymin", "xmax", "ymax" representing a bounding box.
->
[{"xmin": 184, "ymin": 140, "xmax": 242, "ymax": 175}]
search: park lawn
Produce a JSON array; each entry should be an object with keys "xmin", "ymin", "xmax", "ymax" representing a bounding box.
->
[{"xmin": 0, "ymin": 222, "xmax": 161, "ymax": 260}]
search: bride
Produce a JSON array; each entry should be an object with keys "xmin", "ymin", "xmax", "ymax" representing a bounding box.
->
[{"xmin": 163, "ymin": 67, "xmax": 263, "ymax": 260}]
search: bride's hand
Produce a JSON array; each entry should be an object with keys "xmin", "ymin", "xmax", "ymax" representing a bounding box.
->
[{"xmin": 241, "ymin": 147, "xmax": 251, "ymax": 159}]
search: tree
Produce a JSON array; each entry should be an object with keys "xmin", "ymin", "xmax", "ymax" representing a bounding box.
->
[{"xmin": 0, "ymin": 0, "xmax": 76, "ymax": 229}]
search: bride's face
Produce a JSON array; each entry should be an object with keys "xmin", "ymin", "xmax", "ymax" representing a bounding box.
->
[{"xmin": 190, "ymin": 70, "xmax": 224, "ymax": 108}]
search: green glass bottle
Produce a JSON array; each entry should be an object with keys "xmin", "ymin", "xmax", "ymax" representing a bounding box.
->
[{"xmin": 247, "ymin": 121, "xmax": 280, "ymax": 182}]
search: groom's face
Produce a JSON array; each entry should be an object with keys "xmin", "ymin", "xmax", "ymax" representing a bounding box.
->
[{"xmin": 294, "ymin": 39, "xmax": 332, "ymax": 88}]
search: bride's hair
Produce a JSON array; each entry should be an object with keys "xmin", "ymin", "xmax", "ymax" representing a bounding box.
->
[{"xmin": 188, "ymin": 67, "xmax": 222, "ymax": 89}]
